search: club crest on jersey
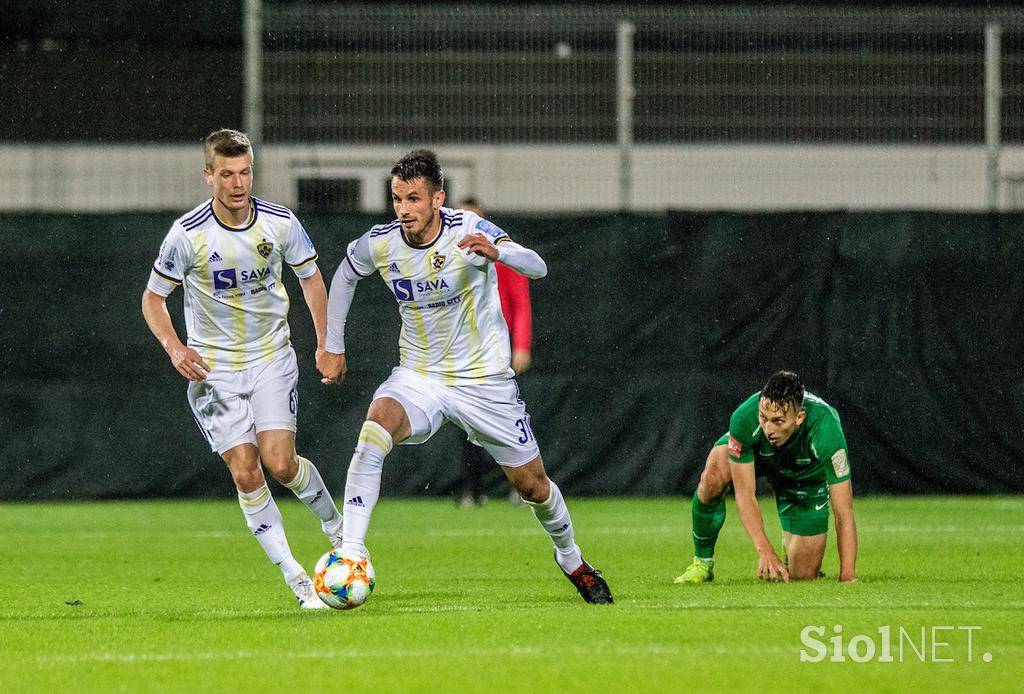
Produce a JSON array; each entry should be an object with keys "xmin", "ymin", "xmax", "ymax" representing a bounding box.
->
[
  {"xmin": 430, "ymin": 252, "xmax": 447, "ymax": 270},
  {"xmin": 257, "ymin": 239, "xmax": 274, "ymax": 259}
]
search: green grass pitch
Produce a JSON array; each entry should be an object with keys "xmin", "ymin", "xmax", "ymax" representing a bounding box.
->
[{"xmin": 2, "ymin": 496, "xmax": 1021, "ymax": 692}]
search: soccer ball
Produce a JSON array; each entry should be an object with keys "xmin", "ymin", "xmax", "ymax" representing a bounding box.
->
[{"xmin": 313, "ymin": 550, "xmax": 375, "ymax": 610}]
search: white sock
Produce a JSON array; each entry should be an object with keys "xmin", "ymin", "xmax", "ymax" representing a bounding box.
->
[
  {"xmin": 526, "ymin": 481, "xmax": 583, "ymax": 573},
  {"xmin": 340, "ymin": 420, "xmax": 393, "ymax": 558},
  {"xmin": 237, "ymin": 484, "xmax": 303, "ymax": 581},
  {"xmin": 283, "ymin": 455, "xmax": 343, "ymax": 535}
]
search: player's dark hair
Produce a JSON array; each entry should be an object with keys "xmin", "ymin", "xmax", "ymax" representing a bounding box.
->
[
  {"xmin": 204, "ymin": 129, "xmax": 252, "ymax": 170},
  {"xmin": 391, "ymin": 149, "xmax": 444, "ymax": 192},
  {"xmin": 761, "ymin": 370, "xmax": 805, "ymax": 412}
]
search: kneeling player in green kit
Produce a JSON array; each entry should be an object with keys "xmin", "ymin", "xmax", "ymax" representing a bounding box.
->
[{"xmin": 675, "ymin": 370, "xmax": 858, "ymax": 583}]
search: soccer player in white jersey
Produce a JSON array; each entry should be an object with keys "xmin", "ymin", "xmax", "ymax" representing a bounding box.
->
[
  {"xmin": 317, "ymin": 149, "xmax": 613, "ymax": 604},
  {"xmin": 141, "ymin": 129, "xmax": 343, "ymax": 609}
]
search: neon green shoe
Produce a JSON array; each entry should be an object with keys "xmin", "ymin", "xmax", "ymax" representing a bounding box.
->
[{"xmin": 674, "ymin": 557, "xmax": 714, "ymax": 584}]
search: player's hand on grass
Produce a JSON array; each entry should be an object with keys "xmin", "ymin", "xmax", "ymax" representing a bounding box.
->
[
  {"xmin": 457, "ymin": 233, "xmax": 499, "ymax": 262},
  {"xmin": 317, "ymin": 350, "xmax": 347, "ymax": 385},
  {"xmin": 757, "ymin": 551, "xmax": 790, "ymax": 583},
  {"xmin": 170, "ymin": 346, "xmax": 209, "ymax": 381}
]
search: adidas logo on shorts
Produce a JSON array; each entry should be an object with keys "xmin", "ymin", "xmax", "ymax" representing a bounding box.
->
[{"xmin": 346, "ymin": 495, "xmax": 365, "ymax": 507}]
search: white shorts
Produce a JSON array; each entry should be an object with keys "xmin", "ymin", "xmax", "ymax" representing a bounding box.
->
[
  {"xmin": 372, "ymin": 366, "xmax": 540, "ymax": 467},
  {"xmin": 187, "ymin": 347, "xmax": 299, "ymax": 455}
]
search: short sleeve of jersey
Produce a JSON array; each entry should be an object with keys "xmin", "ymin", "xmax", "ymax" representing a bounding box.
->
[
  {"xmin": 472, "ymin": 216, "xmax": 512, "ymax": 246},
  {"xmin": 345, "ymin": 232, "xmax": 377, "ymax": 277},
  {"xmin": 813, "ymin": 409, "xmax": 852, "ymax": 484},
  {"xmin": 726, "ymin": 392, "xmax": 761, "ymax": 464},
  {"xmin": 284, "ymin": 214, "xmax": 319, "ymax": 279},
  {"xmin": 147, "ymin": 224, "xmax": 193, "ymax": 297}
]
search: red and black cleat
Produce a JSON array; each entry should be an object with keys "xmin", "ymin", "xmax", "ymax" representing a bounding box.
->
[{"xmin": 561, "ymin": 557, "xmax": 614, "ymax": 604}]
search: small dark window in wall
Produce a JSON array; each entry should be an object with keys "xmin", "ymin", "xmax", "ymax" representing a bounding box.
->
[{"xmin": 297, "ymin": 178, "xmax": 360, "ymax": 214}]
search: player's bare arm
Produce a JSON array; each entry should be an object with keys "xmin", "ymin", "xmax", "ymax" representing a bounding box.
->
[
  {"xmin": 321, "ymin": 253, "xmax": 363, "ymax": 386},
  {"xmin": 829, "ymin": 479, "xmax": 858, "ymax": 583},
  {"xmin": 730, "ymin": 459, "xmax": 790, "ymax": 582},
  {"xmin": 298, "ymin": 268, "xmax": 329, "ymax": 361},
  {"xmin": 141, "ymin": 288, "xmax": 210, "ymax": 381}
]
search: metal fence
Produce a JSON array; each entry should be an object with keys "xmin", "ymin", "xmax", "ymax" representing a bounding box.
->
[{"xmin": 255, "ymin": 4, "xmax": 1024, "ymax": 145}]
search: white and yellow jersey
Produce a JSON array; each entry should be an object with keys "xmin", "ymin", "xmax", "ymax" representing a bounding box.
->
[
  {"xmin": 146, "ymin": 197, "xmax": 319, "ymax": 371},
  {"xmin": 345, "ymin": 207, "xmax": 512, "ymax": 385}
]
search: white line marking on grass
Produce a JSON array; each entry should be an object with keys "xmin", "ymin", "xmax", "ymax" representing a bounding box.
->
[
  {"xmin": 52, "ymin": 530, "xmax": 236, "ymax": 540},
  {"xmin": 632, "ymin": 601, "xmax": 1024, "ymax": 610},
  {"xmin": 408, "ymin": 525, "xmax": 680, "ymax": 538},
  {"xmin": 35, "ymin": 643, "xmax": 789, "ymax": 665},
  {"xmin": 860, "ymin": 525, "xmax": 1024, "ymax": 534}
]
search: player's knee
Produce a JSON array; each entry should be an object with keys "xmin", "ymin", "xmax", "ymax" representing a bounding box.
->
[
  {"xmin": 697, "ymin": 461, "xmax": 729, "ymax": 503},
  {"xmin": 262, "ymin": 452, "xmax": 298, "ymax": 483},
  {"xmin": 789, "ymin": 566, "xmax": 822, "ymax": 581},
  {"xmin": 515, "ymin": 474, "xmax": 550, "ymax": 504},
  {"xmin": 229, "ymin": 465, "xmax": 265, "ymax": 492}
]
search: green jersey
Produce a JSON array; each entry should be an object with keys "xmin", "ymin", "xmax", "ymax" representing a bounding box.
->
[{"xmin": 727, "ymin": 390, "xmax": 851, "ymax": 499}]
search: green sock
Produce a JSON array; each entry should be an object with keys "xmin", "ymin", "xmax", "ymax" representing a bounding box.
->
[{"xmin": 691, "ymin": 491, "xmax": 726, "ymax": 559}]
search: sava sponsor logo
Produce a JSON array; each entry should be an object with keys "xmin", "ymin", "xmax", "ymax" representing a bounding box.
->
[
  {"xmin": 213, "ymin": 267, "xmax": 271, "ymax": 290},
  {"xmin": 390, "ymin": 278, "xmax": 451, "ymax": 301}
]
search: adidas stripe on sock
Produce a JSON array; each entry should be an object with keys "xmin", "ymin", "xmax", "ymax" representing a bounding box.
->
[
  {"xmin": 284, "ymin": 455, "xmax": 343, "ymax": 533},
  {"xmin": 238, "ymin": 484, "xmax": 303, "ymax": 580}
]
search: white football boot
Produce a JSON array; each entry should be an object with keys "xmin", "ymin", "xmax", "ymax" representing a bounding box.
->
[{"xmin": 287, "ymin": 572, "xmax": 329, "ymax": 610}]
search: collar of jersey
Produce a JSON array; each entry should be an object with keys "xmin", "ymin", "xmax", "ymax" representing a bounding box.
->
[
  {"xmin": 211, "ymin": 199, "xmax": 257, "ymax": 232},
  {"xmin": 400, "ymin": 212, "xmax": 444, "ymax": 250}
]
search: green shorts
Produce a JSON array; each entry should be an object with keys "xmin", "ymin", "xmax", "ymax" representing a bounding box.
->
[{"xmin": 775, "ymin": 489, "xmax": 830, "ymax": 536}]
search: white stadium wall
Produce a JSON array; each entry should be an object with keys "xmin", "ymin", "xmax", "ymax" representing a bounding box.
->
[{"xmin": 4, "ymin": 144, "xmax": 1024, "ymax": 213}]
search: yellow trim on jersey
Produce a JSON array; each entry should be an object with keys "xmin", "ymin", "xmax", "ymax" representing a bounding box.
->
[
  {"xmin": 288, "ymin": 254, "xmax": 319, "ymax": 270},
  {"xmin": 494, "ymin": 237, "xmax": 512, "ymax": 245},
  {"xmin": 151, "ymin": 268, "xmax": 183, "ymax": 285},
  {"xmin": 460, "ymin": 263, "xmax": 485, "ymax": 383}
]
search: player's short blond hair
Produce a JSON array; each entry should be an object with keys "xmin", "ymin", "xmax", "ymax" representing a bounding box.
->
[{"xmin": 203, "ymin": 129, "xmax": 253, "ymax": 171}]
